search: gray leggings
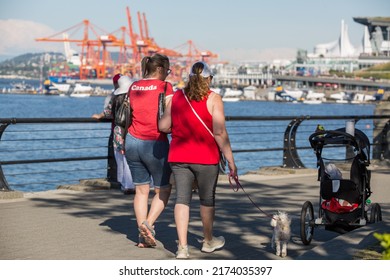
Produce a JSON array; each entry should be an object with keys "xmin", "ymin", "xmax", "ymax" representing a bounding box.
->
[{"xmin": 170, "ymin": 163, "xmax": 219, "ymax": 207}]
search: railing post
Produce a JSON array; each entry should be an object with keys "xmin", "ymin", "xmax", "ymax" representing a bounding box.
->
[
  {"xmin": 345, "ymin": 118, "xmax": 360, "ymax": 160},
  {"xmin": 377, "ymin": 120, "xmax": 390, "ymax": 160},
  {"xmin": 381, "ymin": 120, "xmax": 390, "ymax": 160},
  {"xmin": 283, "ymin": 117, "xmax": 305, "ymax": 168},
  {"xmin": 0, "ymin": 123, "xmax": 11, "ymax": 191}
]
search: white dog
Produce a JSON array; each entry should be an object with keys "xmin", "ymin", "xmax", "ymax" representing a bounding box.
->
[{"xmin": 270, "ymin": 211, "xmax": 291, "ymax": 257}]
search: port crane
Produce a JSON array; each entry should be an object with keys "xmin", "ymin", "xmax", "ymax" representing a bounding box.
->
[
  {"xmin": 36, "ymin": 6, "xmax": 217, "ymax": 81},
  {"xmin": 36, "ymin": 19, "xmax": 134, "ymax": 79}
]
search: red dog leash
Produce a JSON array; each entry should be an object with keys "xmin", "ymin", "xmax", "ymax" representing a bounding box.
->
[{"xmin": 228, "ymin": 173, "xmax": 275, "ymax": 219}]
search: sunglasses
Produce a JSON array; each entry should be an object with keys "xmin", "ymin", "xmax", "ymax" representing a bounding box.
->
[{"xmin": 159, "ymin": 66, "xmax": 171, "ymax": 75}]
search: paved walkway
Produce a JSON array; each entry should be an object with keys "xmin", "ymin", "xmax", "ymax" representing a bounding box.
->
[{"xmin": 0, "ymin": 166, "xmax": 389, "ymax": 260}]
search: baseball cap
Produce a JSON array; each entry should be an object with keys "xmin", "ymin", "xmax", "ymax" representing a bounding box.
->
[
  {"xmin": 112, "ymin": 73, "xmax": 121, "ymax": 84},
  {"xmin": 189, "ymin": 61, "xmax": 213, "ymax": 78},
  {"xmin": 113, "ymin": 75, "xmax": 132, "ymax": 95}
]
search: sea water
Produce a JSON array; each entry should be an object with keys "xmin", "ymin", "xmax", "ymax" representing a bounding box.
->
[{"xmin": 0, "ymin": 79, "xmax": 376, "ymax": 191}]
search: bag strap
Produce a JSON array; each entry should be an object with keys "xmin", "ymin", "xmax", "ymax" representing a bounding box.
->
[
  {"xmin": 124, "ymin": 92, "xmax": 129, "ymax": 102},
  {"xmin": 182, "ymin": 90, "xmax": 214, "ymax": 138}
]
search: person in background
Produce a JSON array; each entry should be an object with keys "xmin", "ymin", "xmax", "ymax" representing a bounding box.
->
[
  {"xmin": 92, "ymin": 74, "xmax": 135, "ymax": 195},
  {"xmin": 125, "ymin": 53, "xmax": 174, "ymax": 248},
  {"xmin": 159, "ymin": 61, "xmax": 237, "ymax": 259}
]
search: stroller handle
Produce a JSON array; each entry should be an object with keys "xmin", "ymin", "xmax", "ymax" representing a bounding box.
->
[{"xmin": 309, "ymin": 129, "xmax": 360, "ymax": 150}]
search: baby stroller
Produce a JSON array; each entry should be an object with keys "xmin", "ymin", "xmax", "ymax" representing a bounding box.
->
[{"xmin": 300, "ymin": 127, "xmax": 382, "ymax": 245}]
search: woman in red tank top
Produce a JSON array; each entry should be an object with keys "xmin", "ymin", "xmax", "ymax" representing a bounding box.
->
[{"xmin": 159, "ymin": 61, "xmax": 237, "ymax": 259}]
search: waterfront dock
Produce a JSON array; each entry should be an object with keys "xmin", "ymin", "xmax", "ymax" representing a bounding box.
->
[{"xmin": 1, "ymin": 165, "xmax": 389, "ymax": 260}]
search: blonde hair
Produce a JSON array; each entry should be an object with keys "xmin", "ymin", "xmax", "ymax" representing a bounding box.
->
[
  {"xmin": 141, "ymin": 53, "xmax": 170, "ymax": 78},
  {"xmin": 184, "ymin": 62, "xmax": 210, "ymax": 101}
]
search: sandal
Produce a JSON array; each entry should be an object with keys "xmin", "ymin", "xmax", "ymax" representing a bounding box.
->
[
  {"xmin": 137, "ymin": 235, "xmax": 153, "ymax": 248},
  {"xmin": 139, "ymin": 221, "xmax": 156, "ymax": 247}
]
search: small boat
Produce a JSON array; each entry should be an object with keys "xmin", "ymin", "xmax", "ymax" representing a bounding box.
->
[
  {"xmin": 222, "ymin": 97, "xmax": 241, "ymax": 102},
  {"xmin": 72, "ymin": 83, "xmax": 93, "ymax": 93},
  {"xmin": 222, "ymin": 88, "xmax": 242, "ymax": 102},
  {"xmin": 303, "ymin": 99, "xmax": 323, "ymax": 104},
  {"xmin": 51, "ymin": 82, "xmax": 71, "ymax": 93},
  {"xmin": 10, "ymin": 81, "xmax": 35, "ymax": 93},
  {"xmin": 69, "ymin": 92, "xmax": 91, "ymax": 98},
  {"xmin": 301, "ymin": 90, "xmax": 326, "ymax": 104},
  {"xmin": 329, "ymin": 92, "xmax": 352, "ymax": 103},
  {"xmin": 52, "ymin": 82, "xmax": 93, "ymax": 96},
  {"xmin": 350, "ymin": 93, "xmax": 375, "ymax": 104},
  {"xmin": 273, "ymin": 86, "xmax": 303, "ymax": 102},
  {"xmin": 243, "ymin": 86, "xmax": 257, "ymax": 100}
]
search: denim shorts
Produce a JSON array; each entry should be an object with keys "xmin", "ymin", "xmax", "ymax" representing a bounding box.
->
[{"xmin": 125, "ymin": 133, "xmax": 171, "ymax": 188}]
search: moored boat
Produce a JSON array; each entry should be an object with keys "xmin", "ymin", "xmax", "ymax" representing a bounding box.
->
[
  {"xmin": 301, "ymin": 90, "xmax": 326, "ymax": 104},
  {"xmin": 51, "ymin": 82, "xmax": 93, "ymax": 96},
  {"xmin": 69, "ymin": 92, "xmax": 91, "ymax": 98},
  {"xmin": 330, "ymin": 91, "xmax": 352, "ymax": 103},
  {"xmin": 222, "ymin": 87, "xmax": 243, "ymax": 102}
]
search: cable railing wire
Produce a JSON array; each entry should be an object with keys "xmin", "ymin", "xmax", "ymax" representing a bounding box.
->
[
  {"xmin": 2, "ymin": 136, "xmax": 108, "ymax": 142},
  {"xmin": 4, "ymin": 127, "xmax": 110, "ymax": 133},
  {"xmin": 6, "ymin": 167, "xmax": 107, "ymax": 177},
  {"xmin": 0, "ymin": 145, "xmax": 108, "ymax": 153}
]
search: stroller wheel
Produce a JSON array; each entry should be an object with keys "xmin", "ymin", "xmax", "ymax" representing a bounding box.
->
[
  {"xmin": 369, "ymin": 203, "xmax": 382, "ymax": 223},
  {"xmin": 300, "ymin": 201, "xmax": 314, "ymax": 245}
]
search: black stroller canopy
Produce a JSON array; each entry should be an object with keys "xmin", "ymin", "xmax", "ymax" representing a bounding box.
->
[{"xmin": 309, "ymin": 128, "xmax": 370, "ymax": 163}]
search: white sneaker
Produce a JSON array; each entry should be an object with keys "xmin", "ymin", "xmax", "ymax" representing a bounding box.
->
[
  {"xmin": 201, "ymin": 236, "xmax": 225, "ymax": 253},
  {"xmin": 176, "ymin": 245, "xmax": 189, "ymax": 259}
]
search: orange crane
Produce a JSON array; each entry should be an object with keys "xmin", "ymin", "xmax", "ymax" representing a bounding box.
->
[
  {"xmin": 126, "ymin": 6, "xmax": 140, "ymax": 64},
  {"xmin": 173, "ymin": 40, "xmax": 218, "ymax": 70},
  {"xmin": 36, "ymin": 6, "xmax": 217, "ymax": 81},
  {"xmin": 36, "ymin": 19, "xmax": 111, "ymax": 79},
  {"xmin": 36, "ymin": 19, "xmax": 136, "ymax": 79},
  {"xmin": 136, "ymin": 11, "xmax": 182, "ymax": 59}
]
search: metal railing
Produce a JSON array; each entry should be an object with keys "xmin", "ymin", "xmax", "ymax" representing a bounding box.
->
[{"xmin": 1, "ymin": 115, "xmax": 389, "ymax": 192}]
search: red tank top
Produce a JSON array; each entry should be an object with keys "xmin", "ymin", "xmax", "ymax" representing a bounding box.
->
[
  {"xmin": 168, "ymin": 89, "xmax": 220, "ymax": 164},
  {"xmin": 128, "ymin": 79, "xmax": 173, "ymax": 141}
]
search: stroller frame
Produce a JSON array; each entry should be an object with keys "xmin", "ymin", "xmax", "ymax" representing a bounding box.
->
[{"xmin": 300, "ymin": 127, "xmax": 382, "ymax": 245}]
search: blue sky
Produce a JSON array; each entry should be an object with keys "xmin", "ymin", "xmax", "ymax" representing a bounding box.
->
[{"xmin": 0, "ymin": 0, "xmax": 389, "ymax": 62}]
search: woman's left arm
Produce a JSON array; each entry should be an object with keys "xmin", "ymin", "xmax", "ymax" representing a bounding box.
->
[{"xmin": 210, "ymin": 93, "xmax": 237, "ymax": 177}]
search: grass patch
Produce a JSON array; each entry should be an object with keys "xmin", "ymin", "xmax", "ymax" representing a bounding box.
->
[{"xmin": 353, "ymin": 242, "xmax": 383, "ymax": 260}]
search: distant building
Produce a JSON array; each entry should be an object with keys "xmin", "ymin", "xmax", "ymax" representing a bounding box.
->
[
  {"xmin": 353, "ymin": 17, "xmax": 390, "ymax": 56},
  {"xmin": 295, "ymin": 17, "xmax": 390, "ymax": 73}
]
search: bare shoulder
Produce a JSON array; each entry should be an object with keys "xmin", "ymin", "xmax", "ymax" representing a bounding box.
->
[{"xmin": 209, "ymin": 91, "xmax": 222, "ymax": 103}]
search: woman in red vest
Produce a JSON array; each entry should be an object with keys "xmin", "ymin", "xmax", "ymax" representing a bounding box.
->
[{"xmin": 159, "ymin": 61, "xmax": 237, "ymax": 259}]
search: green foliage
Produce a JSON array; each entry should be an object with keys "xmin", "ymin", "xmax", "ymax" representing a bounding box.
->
[
  {"xmin": 374, "ymin": 232, "xmax": 390, "ymax": 260},
  {"xmin": 365, "ymin": 62, "xmax": 390, "ymax": 72},
  {"xmin": 329, "ymin": 62, "xmax": 390, "ymax": 80}
]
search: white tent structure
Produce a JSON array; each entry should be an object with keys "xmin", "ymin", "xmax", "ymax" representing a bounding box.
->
[{"xmin": 312, "ymin": 20, "xmax": 359, "ymax": 58}]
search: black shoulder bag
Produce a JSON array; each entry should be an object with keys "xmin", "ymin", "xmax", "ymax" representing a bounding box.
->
[
  {"xmin": 158, "ymin": 82, "xmax": 168, "ymax": 120},
  {"xmin": 114, "ymin": 93, "xmax": 132, "ymax": 139}
]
